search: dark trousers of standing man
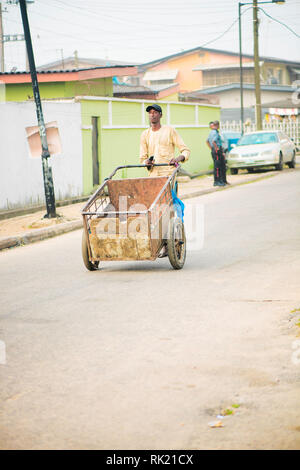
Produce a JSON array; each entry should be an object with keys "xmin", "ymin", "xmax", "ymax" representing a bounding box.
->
[{"xmin": 211, "ymin": 147, "xmax": 227, "ymax": 185}]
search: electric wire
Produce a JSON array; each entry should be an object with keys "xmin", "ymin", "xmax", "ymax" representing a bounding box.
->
[
  {"xmin": 2, "ymin": 5, "xmax": 252, "ymax": 54},
  {"xmin": 3, "ymin": 0, "xmax": 299, "ymax": 71},
  {"xmin": 258, "ymin": 7, "xmax": 300, "ymax": 39}
]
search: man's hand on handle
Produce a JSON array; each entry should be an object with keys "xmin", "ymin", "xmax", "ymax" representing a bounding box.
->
[
  {"xmin": 169, "ymin": 155, "xmax": 185, "ymax": 166},
  {"xmin": 145, "ymin": 154, "xmax": 185, "ymax": 169},
  {"xmin": 145, "ymin": 156, "xmax": 154, "ymax": 170}
]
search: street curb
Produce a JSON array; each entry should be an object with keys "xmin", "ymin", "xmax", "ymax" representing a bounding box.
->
[
  {"xmin": 0, "ymin": 219, "xmax": 83, "ymax": 251},
  {"xmin": 0, "ymin": 196, "xmax": 90, "ymax": 221},
  {"xmin": 0, "ymin": 171, "xmax": 281, "ymax": 252},
  {"xmin": 180, "ymin": 171, "xmax": 277, "ymax": 200}
]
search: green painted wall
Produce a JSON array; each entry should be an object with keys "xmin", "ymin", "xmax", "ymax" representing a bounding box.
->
[
  {"xmin": 6, "ymin": 82, "xmax": 65, "ymax": 101},
  {"xmin": 111, "ymin": 101, "xmax": 142, "ymax": 126},
  {"xmin": 5, "ymin": 77, "xmax": 113, "ymax": 101},
  {"xmin": 170, "ymin": 104, "xmax": 195, "ymax": 125},
  {"xmin": 102, "ymin": 128, "xmax": 144, "ymax": 179},
  {"xmin": 175, "ymin": 127, "xmax": 214, "ymax": 173},
  {"xmin": 80, "ymin": 98, "xmax": 220, "ymax": 195},
  {"xmin": 65, "ymin": 78, "xmax": 113, "ymax": 98},
  {"xmin": 81, "ymin": 100, "xmax": 110, "ymax": 127}
]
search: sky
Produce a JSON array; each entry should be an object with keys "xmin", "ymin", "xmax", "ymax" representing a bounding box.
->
[{"xmin": 1, "ymin": 0, "xmax": 299, "ymax": 72}]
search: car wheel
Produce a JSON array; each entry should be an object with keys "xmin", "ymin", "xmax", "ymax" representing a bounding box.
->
[
  {"xmin": 230, "ymin": 168, "xmax": 238, "ymax": 175},
  {"xmin": 275, "ymin": 152, "xmax": 283, "ymax": 171},
  {"xmin": 248, "ymin": 168, "xmax": 254, "ymax": 173},
  {"xmin": 287, "ymin": 151, "xmax": 296, "ymax": 169}
]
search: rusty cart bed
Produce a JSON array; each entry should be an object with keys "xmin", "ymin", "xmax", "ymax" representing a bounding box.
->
[{"xmin": 81, "ymin": 164, "xmax": 186, "ymax": 270}]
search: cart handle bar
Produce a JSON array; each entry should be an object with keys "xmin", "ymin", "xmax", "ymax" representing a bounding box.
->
[
  {"xmin": 106, "ymin": 163, "xmax": 180, "ymax": 180},
  {"xmin": 82, "ymin": 164, "xmax": 180, "ymax": 214}
]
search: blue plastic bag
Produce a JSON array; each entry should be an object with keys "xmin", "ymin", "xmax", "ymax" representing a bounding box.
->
[{"xmin": 171, "ymin": 188, "xmax": 185, "ymax": 222}]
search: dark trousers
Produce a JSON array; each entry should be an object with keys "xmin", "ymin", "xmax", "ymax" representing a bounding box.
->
[{"xmin": 211, "ymin": 148, "xmax": 227, "ymax": 183}]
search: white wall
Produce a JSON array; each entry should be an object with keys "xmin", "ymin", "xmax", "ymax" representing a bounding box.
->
[{"xmin": 0, "ymin": 101, "xmax": 83, "ymax": 210}]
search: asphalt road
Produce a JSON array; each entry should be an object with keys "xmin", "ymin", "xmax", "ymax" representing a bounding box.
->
[{"xmin": 0, "ymin": 169, "xmax": 300, "ymax": 450}]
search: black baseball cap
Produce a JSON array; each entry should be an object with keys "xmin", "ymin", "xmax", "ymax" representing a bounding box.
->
[{"xmin": 146, "ymin": 104, "xmax": 162, "ymax": 113}]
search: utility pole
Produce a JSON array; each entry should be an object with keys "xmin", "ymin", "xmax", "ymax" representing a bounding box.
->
[
  {"xmin": 239, "ymin": 1, "xmax": 285, "ymax": 133},
  {"xmin": 74, "ymin": 49, "xmax": 78, "ymax": 68},
  {"xmin": 253, "ymin": 0, "xmax": 262, "ymax": 130},
  {"xmin": 238, "ymin": 2, "xmax": 244, "ymax": 134},
  {"xmin": 19, "ymin": 0, "xmax": 57, "ymax": 218},
  {"xmin": 0, "ymin": 3, "xmax": 4, "ymax": 72}
]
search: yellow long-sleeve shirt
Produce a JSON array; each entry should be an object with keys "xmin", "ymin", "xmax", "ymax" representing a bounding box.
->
[{"xmin": 140, "ymin": 125, "xmax": 190, "ymax": 177}]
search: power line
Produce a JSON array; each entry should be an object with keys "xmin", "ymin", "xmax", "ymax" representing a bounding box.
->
[
  {"xmin": 52, "ymin": 0, "xmax": 234, "ymax": 15},
  {"xmin": 259, "ymin": 7, "xmax": 300, "ymax": 39},
  {"xmin": 3, "ymin": 4, "xmax": 252, "ymax": 54},
  {"xmin": 197, "ymin": 6, "xmax": 253, "ymax": 49},
  {"xmin": 28, "ymin": 8, "xmax": 236, "ymax": 33},
  {"xmin": 3, "ymin": 0, "xmax": 299, "ymax": 70},
  {"xmin": 41, "ymin": 0, "xmax": 239, "ymax": 29}
]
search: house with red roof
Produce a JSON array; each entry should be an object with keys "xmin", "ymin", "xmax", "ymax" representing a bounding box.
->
[{"xmin": 0, "ymin": 64, "xmax": 138, "ymax": 101}]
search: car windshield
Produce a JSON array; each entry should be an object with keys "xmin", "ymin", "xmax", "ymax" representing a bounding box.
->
[
  {"xmin": 237, "ymin": 132, "xmax": 278, "ymax": 146},
  {"xmin": 223, "ymin": 133, "xmax": 241, "ymax": 139}
]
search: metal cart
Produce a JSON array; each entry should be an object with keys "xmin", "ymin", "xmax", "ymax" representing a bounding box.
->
[{"xmin": 81, "ymin": 164, "xmax": 186, "ymax": 271}]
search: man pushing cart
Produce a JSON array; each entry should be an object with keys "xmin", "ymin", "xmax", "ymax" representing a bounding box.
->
[
  {"xmin": 140, "ymin": 104, "xmax": 190, "ymax": 256},
  {"xmin": 81, "ymin": 103, "xmax": 190, "ymax": 271}
]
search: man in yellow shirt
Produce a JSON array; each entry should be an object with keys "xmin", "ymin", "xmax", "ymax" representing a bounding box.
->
[
  {"xmin": 140, "ymin": 104, "xmax": 189, "ymax": 258},
  {"xmin": 140, "ymin": 104, "xmax": 190, "ymax": 178}
]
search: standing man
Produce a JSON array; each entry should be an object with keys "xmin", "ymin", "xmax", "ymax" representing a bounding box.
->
[
  {"xmin": 206, "ymin": 120, "xmax": 228, "ymax": 186},
  {"xmin": 140, "ymin": 104, "xmax": 190, "ymax": 178},
  {"xmin": 140, "ymin": 104, "xmax": 190, "ymax": 257}
]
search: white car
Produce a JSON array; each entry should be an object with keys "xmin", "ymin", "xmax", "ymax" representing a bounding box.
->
[{"xmin": 227, "ymin": 130, "xmax": 296, "ymax": 175}]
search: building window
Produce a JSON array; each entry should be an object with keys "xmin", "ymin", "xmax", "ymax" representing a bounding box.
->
[
  {"xmin": 202, "ymin": 68, "xmax": 254, "ymax": 88},
  {"xmin": 277, "ymin": 69, "xmax": 283, "ymax": 84},
  {"xmin": 267, "ymin": 68, "xmax": 278, "ymax": 84}
]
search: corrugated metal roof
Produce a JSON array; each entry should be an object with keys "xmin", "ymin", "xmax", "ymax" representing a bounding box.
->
[
  {"xmin": 113, "ymin": 83, "xmax": 178, "ymax": 95},
  {"xmin": 113, "ymin": 84, "xmax": 153, "ymax": 94},
  {"xmin": 262, "ymin": 97, "xmax": 300, "ymax": 109},
  {"xmin": 37, "ymin": 57, "xmax": 139, "ymax": 71},
  {"xmin": 139, "ymin": 46, "xmax": 300, "ymax": 70},
  {"xmin": 0, "ymin": 65, "xmax": 136, "ymax": 75},
  {"xmin": 200, "ymin": 83, "xmax": 296, "ymax": 94}
]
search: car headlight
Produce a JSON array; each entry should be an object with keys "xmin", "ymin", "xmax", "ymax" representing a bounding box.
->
[{"xmin": 228, "ymin": 153, "xmax": 238, "ymax": 159}]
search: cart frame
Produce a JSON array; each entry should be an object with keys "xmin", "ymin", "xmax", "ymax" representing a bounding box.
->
[{"xmin": 81, "ymin": 164, "xmax": 186, "ymax": 269}]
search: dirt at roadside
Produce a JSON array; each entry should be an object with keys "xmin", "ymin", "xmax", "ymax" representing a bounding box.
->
[{"xmin": 0, "ymin": 201, "xmax": 85, "ymax": 238}]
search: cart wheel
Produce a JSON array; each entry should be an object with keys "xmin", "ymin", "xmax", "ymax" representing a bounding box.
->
[
  {"xmin": 82, "ymin": 230, "xmax": 99, "ymax": 271},
  {"xmin": 167, "ymin": 217, "xmax": 186, "ymax": 270}
]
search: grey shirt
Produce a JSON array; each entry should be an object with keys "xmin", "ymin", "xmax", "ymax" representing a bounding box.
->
[{"xmin": 207, "ymin": 129, "xmax": 222, "ymax": 149}]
